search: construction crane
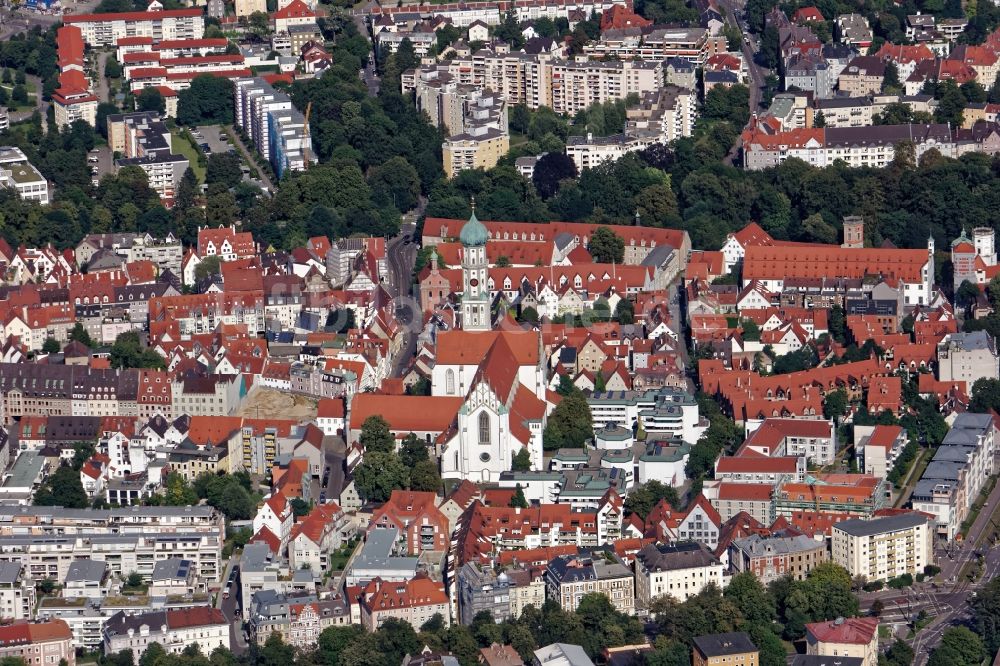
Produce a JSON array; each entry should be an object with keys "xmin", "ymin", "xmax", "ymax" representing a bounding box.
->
[{"xmin": 302, "ymin": 101, "xmax": 313, "ymax": 170}]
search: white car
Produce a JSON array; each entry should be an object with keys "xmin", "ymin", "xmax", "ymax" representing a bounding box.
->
[{"xmin": 91, "ymin": 179, "xmax": 99, "ymax": 187}]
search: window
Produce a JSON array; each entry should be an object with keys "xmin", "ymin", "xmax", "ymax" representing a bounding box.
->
[
  {"xmin": 479, "ymin": 412, "xmax": 490, "ymax": 445},
  {"xmin": 446, "ymin": 369, "xmax": 455, "ymax": 395}
]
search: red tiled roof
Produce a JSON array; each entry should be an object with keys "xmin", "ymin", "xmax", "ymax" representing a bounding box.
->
[
  {"xmin": 716, "ymin": 482, "xmax": 774, "ymax": 501},
  {"xmin": 166, "ymin": 607, "xmax": 227, "ymax": 629},
  {"xmin": 866, "ymin": 424, "xmax": 904, "ymax": 449},
  {"xmin": 806, "ymin": 617, "xmax": 879, "ymax": 645}
]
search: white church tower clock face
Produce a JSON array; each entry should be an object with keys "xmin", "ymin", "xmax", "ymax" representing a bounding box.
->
[{"xmin": 459, "ymin": 202, "xmax": 490, "ymax": 332}]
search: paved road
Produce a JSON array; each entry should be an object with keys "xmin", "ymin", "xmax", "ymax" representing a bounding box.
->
[
  {"xmin": 218, "ymin": 552, "xmax": 249, "ymax": 656},
  {"xmin": 225, "ymin": 125, "xmax": 276, "ymax": 192},
  {"xmin": 387, "ymin": 221, "xmax": 419, "ymax": 377},
  {"xmin": 716, "ymin": 0, "xmax": 768, "ymax": 165},
  {"xmin": 96, "ymin": 51, "xmax": 112, "ymax": 104}
]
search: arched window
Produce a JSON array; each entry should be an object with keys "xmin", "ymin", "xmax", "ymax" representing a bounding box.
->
[
  {"xmin": 446, "ymin": 369, "xmax": 455, "ymax": 395},
  {"xmin": 478, "ymin": 412, "xmax": 490, "ymax": 445}
]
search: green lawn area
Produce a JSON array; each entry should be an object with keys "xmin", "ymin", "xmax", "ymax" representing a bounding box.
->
[
  {"xmin": 171, "ymin": 131, "xmax": 205, "ymax": 182},
  {"xmin": 0, "ymin": 83, "xmax": 37, "ymax": 101}
]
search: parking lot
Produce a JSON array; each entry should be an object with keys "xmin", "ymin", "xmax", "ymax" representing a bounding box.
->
[
  {"xmin": 87, "ymin": 144, "xmax": 115, "ymax": 187},
  {"xmin": 193, "ymin": 125, "xmax": 234, "ymax": 156}
]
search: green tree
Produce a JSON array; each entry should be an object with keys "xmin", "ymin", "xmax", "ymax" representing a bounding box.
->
[
  {"xmin": 290, "ymin": 497, "xmax": 310, "ymax": 517},
  {"xmin": 928, "ymin": 626, "xmax": 984, "ymax": 666},
  {"xmin": 137, "ymin": 87, "xmax": 166, "ymax": 114},
  {"xmin": 614, "ymin": 299, "xmax": 635, "ymax": 324},
  {"xmin": 740, "ymin": 319, "xmax": 760, "ymax": 341},
  {"xmin": 33, "ymin": 465, "xmax": 89, "ymax": 509},
  {"xmin": 359, "ymin": 415, "xmax": 394, "ymax": 454},
  {"xmin": 511, "ymin": 447, "xmax": 532, "ymax": 471},
  {"xmin": 723, "ymin": 572, "xmax": 776, "ymax": 627},
  {"xmin": 532, "ymin": 152, "xmax": 578, "ymax": 199},
  {"xmin": 177, "ymin": 75, "xmax": 234, "ymax": 126},
  {"xmin": 623, "ymin": 480, "xmax": 678, "ymax": 519},
  {"xmin": 588, "ymin": 226, "xmax": 625, "ymax": 264},
  {"xmin": 973, "ymin": 576, "xmax": 1000, "ymax": 655},
  {"xmin": 205, "ymin": 152, "xmax": 243, "ymax": 189},
  {"xmin": 67, "ymin": 322, "xmax": 93, "ymax": 347},
  {"xmin": 543, "ymin": 389, "xmax": 593, "ymax": 450},
  {"xmin": 104, "ymin": 57, "xmax": 122, "ymax": 79},
  {"xmin": 41, "ymin": 338, "xmax": 60, "ymax": 354},
  {"xmin": 410, "ymin": 459, "xmax": 441, "ymax": 492},
  {"xmin": 162, "ymin": 472, "xmax": 199, "ymax": 506},
  {"xmin": 353, "ymin": 451, "xmax": 409, "ymax": 502},
  {"xmin": 109, "ymin": 331, "xmax": 166, "ymax": 370},
  {"xmin": 823, "ymin": 388, "xmax": 848, "ymax": 420},
  {"xmin": 510, "ymin": 485, "xmax": 529, "ymax": 508},
  {"xmin": 368, "ymin": 156, "xmax": 421, "ymax": 212}
]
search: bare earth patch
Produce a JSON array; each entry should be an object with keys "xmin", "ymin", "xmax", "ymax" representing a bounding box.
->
[{"xmin": 238, "ymin": 388, "xmax": 318, "ymax": 421}]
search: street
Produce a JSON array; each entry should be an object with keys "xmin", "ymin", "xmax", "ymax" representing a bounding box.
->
[
  {"xmin": 716, "ymin": 0, "xmax": 768, "ymax": 165},
  {"xmin": 857, "ymin": 452, "xmax": 1000, "ymax": 664},
  {"xmin": 386, "ymin": 221, "xmax": 419, "ymax": 377}
]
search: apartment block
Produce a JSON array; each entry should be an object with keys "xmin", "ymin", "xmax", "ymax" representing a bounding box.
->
[
  {"xmin": 0, "ymin": 621, "xmax": 75, "ymax": 666},
  {"xmin": 443, "ymin": 128, "xmax": 510, "ymax": 177},
  {"xmin": 248, "ymin": 591, "xmax": 350, "ymax": 649},
  {"xmin": 804, "ymin": 618, "xmax": 879, "ymax": 666},
  {"xmin": 831, "ymin": 513, "xmax": 933, "ymax": 582},
  {"xmin": 63, "ymin": 7, "xmax": 205, "ymax": 47},
  {"xmin": 937, "ymin": 330, "xmax": 1000, "ymax": 386},
  {"xmin": 742, "ymin": 123, "xmax": 956, "ymax": 170},
  {"xmin": 565, "ymin": 86, "xmax": 695, "ymax": 171},
  {"xmin": 108, "ymin": 112, "xmax": 188, "ymax": 206},
  {"xmin": 405, "ymin": 53, "xmax": 663, "ymax": 115},
  {"xmin": 728, "ymin": 532, "xmax": 828, "ymax": 584},
  {"xmin": 692, "ymin": 633, "xmax": 758, "ymax": 666},
  {"xmin": 0, "ymin": 147, "xmax": 49, "ymax": 205},
  {"xmin": 233, "ymin": 77, "xmax": 314, "ymax": 177},
  {"xmin": 359, "ymin": 576, "xmax": 450, "ymax": 631},
  {"xmin": 103, "ymin": 607, "xmax": 229, "ymax": 658},
  {"xmin": 634, "ymin": 541, "xmax": 725, "ymax": 606},
  {"xmin": 912, "ymin": 412, "xmax": 996, "ymax": 539},
  {"xmin": 0, "ymin": 532, "xmax": 223, "ymax": 583},
  {"xmin": 856, "ymin": 425, "xmax": 907, "ymax": 478},
  {"xmin": 544, "ymin": 551, "xmax": 634, "ymax": 614},
  {"xmin": 0, "ymin": 562, "xmax": 35, "ymax": 620},
  {"xmin": 457, "ymin": 561, "xmax": 544, "ymax": 625}
]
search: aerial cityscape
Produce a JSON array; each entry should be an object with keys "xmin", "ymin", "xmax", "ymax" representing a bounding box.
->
[{"xmin": 0, "ymin": 0, "xmax": 997, "ymax": 663}]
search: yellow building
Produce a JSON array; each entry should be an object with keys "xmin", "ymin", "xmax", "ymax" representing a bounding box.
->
[
  {"xmin": 443, "ymin": 128, "xmax": 509, "ymax": 177},
  {"xmin": 692, "ymin": 633, "xmax": 759, "ymax": 666}
]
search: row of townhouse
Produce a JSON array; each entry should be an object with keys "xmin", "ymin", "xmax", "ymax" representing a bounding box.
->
[
  {"xmin": 403, "ymin": 51, "xmax": 664, "ymax": 116},
  {"xmin": 0, "ymin": 363, "xmax": 244, "ymax": 424},
  {"xmin": 0, "ymin": 531, "xmax": 222, "ymax": 582},
  {"xmin": 367, "ymin": 0, "xmax": 625, "ymax": 28},
  {"xmin": 63, "ymin": 4, "xmax": 205, "ymax": 47},
  {"xmin": 911, "ymin": 412, "xmax": 996, "ymax": 540}
]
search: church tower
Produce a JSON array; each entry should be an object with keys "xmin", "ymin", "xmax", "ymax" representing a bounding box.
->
[{"xmin": 459, "ymin": 203, "xmax": 491, "ymax": 331}]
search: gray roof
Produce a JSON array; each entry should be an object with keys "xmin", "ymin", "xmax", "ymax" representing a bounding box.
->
[
  {"xmin": 833, "ymin": 512, "xmax": 930, "ymax": 537},
  {"xmin": 635, "ymin": 541, "xmax": 719, "ymax": 571},
  {"xmin": 349, "ymin": 527, "xmax": 419, "ymax": 573},
  {"xmin": 151, "ymin": 558, "xmax": 192, "ymax": 582},
  {"xmin": 692, "ymin": 632, "xmax": 757, "ymax": 658},
  {"xmin": 942, "ymin": 330, "xmax": 995, "ymax": 352},
  {"xmin": 731, "ymin": 532, "xmax": 824, "ymax": 556},
  {"xmin": 534, "ymin": 643, "xmax": 594, "ymax": 666},
  {"xmin": 65, "ymin": 559, "xmax": 108, "ymax": 584},
  {"xmin": 0, "ymin": 562, "xmax": 22, "ymax": 584},
  {"xmin": 547, "ymin": 551, "xmax": 631, "ymax": 583}
]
